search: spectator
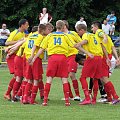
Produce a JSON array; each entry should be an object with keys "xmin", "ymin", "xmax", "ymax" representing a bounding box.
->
[
  {"xmin": 102, "ymin": 20, "xmax": 110, "ymax": 35},
  {"xmin": 39, "ymin": 8, "xmax": 52, "ymax": 24},
  {"xmin": 0, "ymin": 23, "xmax": 10, "ymax": 46},
  {"xmin": 75, "ymin": 17, "xmax": 87, "ymax": 28},
  {"xmin": 109, "ymin": 22, "xmax": 115, "ymax": 36},
  {"xmin": 106, "ymin": 11, "xmax": 117, "ymax": 25}
]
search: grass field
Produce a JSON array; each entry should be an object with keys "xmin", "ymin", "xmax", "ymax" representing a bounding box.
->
[{"xmin": 0, "ymin": 67, "xmax": 120, "ymax": 120}]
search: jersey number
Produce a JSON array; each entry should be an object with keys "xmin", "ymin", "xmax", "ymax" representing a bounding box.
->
[
  {"xmin": 54, "ymin": 37, "xmax": 62, "ymax": 45},
  {"xmin": 28, "ymin": 40, "xmax": 34, "ymax": 49}
]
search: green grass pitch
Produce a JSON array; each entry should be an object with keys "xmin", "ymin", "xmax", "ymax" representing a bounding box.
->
[{"xmin": 0, "ymin": 67, "xmax": 120, "ymax": 120}]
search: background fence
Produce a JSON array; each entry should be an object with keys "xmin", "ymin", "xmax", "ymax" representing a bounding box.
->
[
  {"xmin": 0, "ymin": 46, "xmax": 120, "ymax": 65},
  {"xmin": 0, "ymin": 46, "xmax": 7, "ymax": 64}
]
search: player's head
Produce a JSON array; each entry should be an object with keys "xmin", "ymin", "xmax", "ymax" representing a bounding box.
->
[
  {"xmin": 19, "ymin": 19, "xmax": 29, "ymax": 31},
  {"xmin": 63, "ymin": 20, "xmax": 69, "ymax": 29},
  {"xmin": 38, "ymin": 24, "xmax": 46, "ymax": 35},
  {"xmin": 44, "ymin": 22, "xmax": 54, "ymax": 35},
  {"xmin": 75, "ymin": 24, "xmax": 87, "ymax": 37},
  {"xmin": 75, "ymin": 53, "xmax": 86, "ymax": 65},
  {"xmin": 56, "ymin": 20, "xmax": 65, "ymax": 31},
  {"xmin": 31, "ymin": 26, "xmax": 38, "ymax": 32},
  {"xmin": 91, "ymin": 21, "xmax": 101, "ymax": 33}
]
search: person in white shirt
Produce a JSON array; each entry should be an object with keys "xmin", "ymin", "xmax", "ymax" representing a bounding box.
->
[
  {"xmin": 0, "ymin": 23, "xmax": 10, "ymax": 46},
  {"xmin": 109, "ymin": 22, "xmax": 115, "ymax": 36},
  {"xmin": 75, "ymin": 17, "xmax": 87, "ymax": 28},
  {"xmin": 39, "ymin": 8, "xmax": 52, "ymax": 24},
  {"xmin": 102, "ymin": 20, "xmax": 110, "ymax": 35}
]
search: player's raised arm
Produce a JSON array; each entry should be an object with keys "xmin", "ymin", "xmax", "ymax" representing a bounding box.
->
[
  {"xmin": 28, "ymin": 45, "xmax": 36, "ymax": 63},
  {"xmin": 7, "ymin": 39, "xmax": 26, "ymax": 56},
  {"xmin": 75, "ymin": 40, "xmax": 94, "ymax": 58},
  {"xmin": 102, "ymin": 34, "xmax": 108, "ymax": 43},
  {"xmin": 101, "ymin": 43, "xmax": 111, "ymax": 67},
  {"xmin": 31, "ymin": 35, "xmax": 48, "ymax": 64}
]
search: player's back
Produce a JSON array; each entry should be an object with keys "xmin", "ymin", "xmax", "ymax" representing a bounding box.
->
[
  {"xmin": 7, "ymin": 29, "xmax": 25, "ymax": 42},
  {"xmin": 66, "ymin": 31, "xmax": 82, "ymax": 56},
  {"xmin": 24, "ymin": 31, "xmax": 39, "ymax": 59},
  {"xmin": 87, "ymin": 33, "xmax": 103, "ymax": 57},
  {"xmin": 40, "ymin": 31, "xmax": 75, "ymax": 56}
]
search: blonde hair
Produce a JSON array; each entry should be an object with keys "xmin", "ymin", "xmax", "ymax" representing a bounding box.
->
[
  {"xmin": 46, "ymin": 22, "xmax": 54, "ymax": 30},
  {"xmin": 76, "ymin": 24, "xmax": 87, "ymax": 31},
  {"xmin": 38, "ymin": 24, "xmax": 46, "ymax": 33},
  {"xmin": 56, "ymin": 20, "xmax": 65, "ymax": 30}
]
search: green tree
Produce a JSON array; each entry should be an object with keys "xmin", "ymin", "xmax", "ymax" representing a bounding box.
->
[{"xmin": 0, "ymin": 0, "xmax": 120, "ymax": 31}]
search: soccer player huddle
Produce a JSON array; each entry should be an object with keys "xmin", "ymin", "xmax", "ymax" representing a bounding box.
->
[{"xmin": 3, "ymin": 19, "xmax": 120, "ymax": 106}]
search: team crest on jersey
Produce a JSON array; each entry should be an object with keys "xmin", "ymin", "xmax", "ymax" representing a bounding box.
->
[{"xmin": 93, "ymin": 37, "xmax": 98, "ymax": 44}]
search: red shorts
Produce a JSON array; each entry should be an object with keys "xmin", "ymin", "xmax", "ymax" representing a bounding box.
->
[
  {"xmin": 102, "ymin": 54, "xmax": 112, "ymax": 77},
  {"xmin": 14, "ymin": 56, "xmax": 23, "ymax": 77},
  {"xmin": 23, "ymin": 55, "xmax": 27, "ymax": 77},
  {"xmin": 47, "ymin": 54, "xmax": 68, "ymax": 78},
  {"xmin": 25, "ymin": 57, "xmax": 43, "ymax": 80},
  {"xmin": 6, "ymin": 54, "xmax": 16, "ymax": 74},
  {"xmin": 81, "ymin": 56, "xmax": 103, "ymax": 79},
  {"xmin": 67, "ymin": 55, "xmax": 78, "ymax": 73}
]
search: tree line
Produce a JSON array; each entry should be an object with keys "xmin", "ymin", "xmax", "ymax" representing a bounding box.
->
[{"xmin": 0, "ymin": 0, "xmax": 120, "ymax": 31}]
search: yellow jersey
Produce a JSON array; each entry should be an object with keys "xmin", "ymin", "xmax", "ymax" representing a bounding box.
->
[
  {"xmin": 66, "ymin": 31, "xmax": 82, "ymax": 56},
  {"xmin": 82, "ymin": 32, "xmax": 90, "ymax": 51},
  {"xmin": 102, "ymin": 35, "xmax": 114, "ymax": 54},
  {"xmin": 7, "ymin": 29, "xmax": 25, "ymax": 42},
  {"xmin": 16, "ymin": 39, "xmax": 27, "ymax": 57},
  {"xmin": 24, "ymin": 32, "xmax": 44, "ymax": 59},
  {"xmin": 34, "ymin": 34, "xmax": 45, "ymax": 58},
  {"xmin": 40, "ymin": 31, "xmax": 75, "ymax": 57},
  {"xmin": 16, "ymin": 45, "xmax": 24, "ymax": 57},
  {"xmin": 82, "ymin": 33, "xmax": 103, "ymax": 57},
  {"xmin": 6, "ymin": 29, "xmax": 25, "ymax": 54},
  {"xmin": 95, "ymin": 29, "xmax": 114, "ymax": 54}
]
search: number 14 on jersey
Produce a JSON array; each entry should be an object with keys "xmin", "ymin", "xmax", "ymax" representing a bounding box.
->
[{"xmin": 54, "ymin": 37, "xmax": 62, "ymax": 45}]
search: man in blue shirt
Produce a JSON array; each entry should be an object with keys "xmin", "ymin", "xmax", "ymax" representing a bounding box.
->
[{"xmin": 106, "ymin": 11, "xmax": 117, "ymax": 25}]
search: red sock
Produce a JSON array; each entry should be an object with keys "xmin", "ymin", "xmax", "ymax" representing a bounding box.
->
[
  {"xmin": 80, "ymin": 77, "xmax": 90, "ymax": 100},
  {"xmin": 16, "ymin": 85, "xmax": 22, "ymax": 96},
  {"xmin": 6, "ymin": 77, "xmax": 16, "ymax": 95},
  {"xmin": 22, "ymin": 81, "xmax": 27, "ymax": 97},
  {"xmin": 31, "ymin": 85, "xmax": 38, "ymax": 103},
  {"xmin": 38, "ymin": 81, "xmax": 44, "ymax": 98},
  {"xmin": 72, "ymin": 79, "xmax": 80, "ymax": 97},
  {"xmin": 68, "ymin": 82, "xmax": 73, "ymax": 98},
  {"xmin": 92, "ymin": 79, "xmax": 98, "ymax": 101},
  {"xmin": 12, "ymin": 81, "xmax": 21, "ymax": 97},
  {"xmin": 23, "ymin": 82, "xmax": 32, "ymax": 102},
  {"xmin": 28, "ymin": 84, "xmax": 33, "ymax": 97},
  {"xmin": 104, "ymin": 82, "xmax": 112, "ymax": 101},
  {"xmin": 63, "ymin": 83, "xmax": 70, "ymax": 103},
  {"xmin": 43, "ymin": 83, "xmax": 51, "ymax": 103},
  {"xmin": 107, "ymin": 81, "xmax": 119, "ymax": 99}
]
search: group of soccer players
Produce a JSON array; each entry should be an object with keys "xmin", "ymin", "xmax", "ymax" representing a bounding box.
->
[{"xmin": 3, "ymin": 18, "xmax": 120, "ymax": 106}]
